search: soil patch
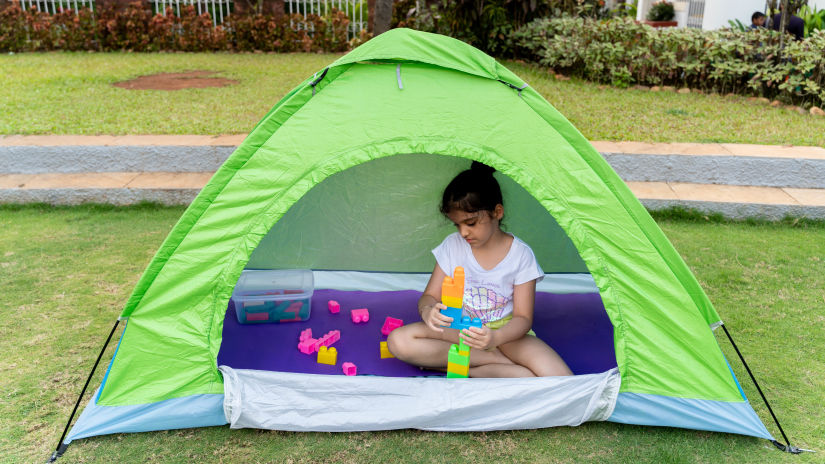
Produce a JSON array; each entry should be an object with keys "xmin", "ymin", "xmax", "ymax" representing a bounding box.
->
[{"xmin": 113, "ymin": 70, "xmax": 238, "ymax": 90}]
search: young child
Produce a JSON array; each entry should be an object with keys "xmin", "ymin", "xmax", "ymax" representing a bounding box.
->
[{"xmin": 388, "ymin": 162, "xmax": 572, "ymax": 378}]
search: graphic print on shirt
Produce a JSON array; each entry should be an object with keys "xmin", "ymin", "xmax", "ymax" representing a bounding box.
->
[{"xmin": 464, "ymin": 281, "xmax": 510, "ymax": 323}]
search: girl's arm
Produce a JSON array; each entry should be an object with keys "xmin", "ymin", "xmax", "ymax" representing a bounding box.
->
[
  {"xmin": 418, "ymin": 265, "xmax": 453, "ymax": 331},
  {"xmin": 461, "ymin": 279, "xmax": 536, "ymax": 349}
]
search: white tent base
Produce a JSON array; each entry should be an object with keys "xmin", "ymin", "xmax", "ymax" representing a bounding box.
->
[{"xmin": 220, "ymin": 366, "xmax": 620, "ymax": 432}]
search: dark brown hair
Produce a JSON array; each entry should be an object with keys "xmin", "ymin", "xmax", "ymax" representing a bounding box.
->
[{"xmin": 440, "ymin": 161, "xmax": 503, "ymax": 216}]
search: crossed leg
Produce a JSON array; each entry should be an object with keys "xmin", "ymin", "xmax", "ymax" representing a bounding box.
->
[
  {"xmin": 471, "ymin": 334, "xmax": 572, "ymax": 378},
  {"xmin": 388, "ymin": 322, "xmax": 572, "ymax": 378}
]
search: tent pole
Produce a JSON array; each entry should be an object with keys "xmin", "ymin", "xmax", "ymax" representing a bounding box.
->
[
  {"xmin": 48, "ymin": 319, "xmax": 121, "ymax": 463},
  {"xmin": 720, "ymin": 323, "xmax": 811, "ymax": 454}
]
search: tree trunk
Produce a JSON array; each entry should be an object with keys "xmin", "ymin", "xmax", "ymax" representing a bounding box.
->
[{"xmin": 373, "ymin": 0, "xmax": 392, "ymax": 35}]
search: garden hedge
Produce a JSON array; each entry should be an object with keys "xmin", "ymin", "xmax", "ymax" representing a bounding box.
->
[
  {"xmin": 0, "ymin": 0, "xmax": 363, "ymax": 52},
  {"xmin": 510, "ymin": 17, "xmax": 825, "ymax": 108}
]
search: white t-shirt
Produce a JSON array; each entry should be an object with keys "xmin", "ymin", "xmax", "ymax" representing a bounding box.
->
[{"xmin": 432, "ymin": 232, "xmax": 544, "ymax": 324}]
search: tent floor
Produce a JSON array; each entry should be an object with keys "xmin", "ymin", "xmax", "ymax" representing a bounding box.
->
[{"xmin": 217, "ymin": 289, "xmax": 616, "ymax": 377}]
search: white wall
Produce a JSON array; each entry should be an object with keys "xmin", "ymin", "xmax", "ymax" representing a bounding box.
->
[
  {"xmin": 702, "ymin": 0, "xmax": 762, "ymax": 30},
  {"xmin": 702, "ymin": 0, "xmax": 825, "ymax": 30}
]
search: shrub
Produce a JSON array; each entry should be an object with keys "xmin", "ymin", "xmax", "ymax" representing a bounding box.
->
[
  {"xmin": 52, "ymin": 7, "xmax": 97, "ymax": 51},
  {"xmin": 0, "ymin": 1, "xmax": 28, "ymax": 52},
  {"xmin": 511, "ymin": 17, "xmax": 825, "ymax": 107},
  {"xmin": 96, "ymin": 1, "xmax": 153, "ymax": 51},
  {"xmin": 0, "ymin": 1, "xmax": 359, "ymax": 53},
  {"xmin": 646, "ymin": 1, "xmax": 674, "ymax": 22}
]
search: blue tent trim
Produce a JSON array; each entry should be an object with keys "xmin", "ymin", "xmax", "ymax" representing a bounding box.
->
[
  {"xmin": 608, "ymin": 392, "xmax": 773, "ymax": 439},
  {"xmin": 66, "ymin": 390, "xmax": 226, "ymax": 444}
]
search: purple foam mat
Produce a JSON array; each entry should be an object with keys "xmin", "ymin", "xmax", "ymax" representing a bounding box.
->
[{"xmin": 217, "ymin": 289, "xmax": 617, "ymax": 377}]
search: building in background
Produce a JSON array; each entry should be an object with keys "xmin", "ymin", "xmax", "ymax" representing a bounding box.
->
[{"xmin": 637, "ymin": 0, "xmax": 825, "ymax": 30}]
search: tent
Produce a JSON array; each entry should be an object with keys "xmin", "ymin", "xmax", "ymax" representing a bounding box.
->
[{"xmin": 54, "ymin": 28, "xmax": 785, "ymax": 460}]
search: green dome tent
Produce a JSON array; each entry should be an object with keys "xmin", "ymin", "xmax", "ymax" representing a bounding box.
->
[{"xmin": 53, "ymin": 28, "xmax": 787, "ymax": 460}]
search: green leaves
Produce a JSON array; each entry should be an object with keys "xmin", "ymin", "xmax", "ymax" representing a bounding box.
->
[{"xmin": 511, "ymin": 17, "xmax": 825, "ymax": 107}]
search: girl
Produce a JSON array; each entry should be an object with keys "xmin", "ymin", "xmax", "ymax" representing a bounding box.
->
[{"xmin": 388, "ymin": 162, "xmax": 572, "ymax": 377}]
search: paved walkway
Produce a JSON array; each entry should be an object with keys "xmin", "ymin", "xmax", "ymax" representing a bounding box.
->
[{"xmin": 2, "ymin": 135, "xmax": 824, "ymax": 219}]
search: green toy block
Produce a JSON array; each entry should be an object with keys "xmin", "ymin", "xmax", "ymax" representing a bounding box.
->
[{"xmin": 448, "ymin": 344, "xmax": 469, "ymax": 366}]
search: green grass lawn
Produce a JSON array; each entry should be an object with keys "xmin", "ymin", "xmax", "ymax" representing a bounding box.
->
[
  {"xmin": 1, "ymin": 52, "xmax": 825, "ymax": 146},
  {"xmin": 1, "ymin": 205, "xmax": 823, "ymax": 463}
]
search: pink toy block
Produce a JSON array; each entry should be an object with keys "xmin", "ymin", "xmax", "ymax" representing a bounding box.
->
[
  {"xmin": 351, "ymin": 308, "xmax": 370, "ymax": 323},
  {"xmin": 313, "ymin": 330, "xmax": 341, "ymax": 351},
  {"xmin": 381, "ymin": 317, "xmax": 403, "ymax": 336},
  {"xmin": 299, "ymin": 328, "xmax": 313, "ymax": 342},
  {"xmin": 328, "ymin": 300, "xmax": 341, "ymax": 314},
  {"xmin": 298, "ymin": 337, "xmax": 318, "ymax": 354},
  {"xmin": 342, "ymin": 362, "xmax": 357, "ymax": 376},
  {"xmin": 246, "ymin": 312, "xmax": 269, "ymax": 322}
]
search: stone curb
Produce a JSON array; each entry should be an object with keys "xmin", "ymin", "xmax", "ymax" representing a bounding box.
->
[
  {"xmin": 3, "ymin": 143, "xmax": 825, "ymax": 189},
  {"xmin": 4, "ymin": 187, "xmax": 822, "ymax": 220},
  {"xmin": 602, "ymin": 153, "xmax": 825, "ymax": 189},
  {"xmin": 1, "ymin": 146, "xmax": 236, "ymax": 174},
  {"xmin": 2, "ymin": 138, "xmax": 825, "ymax": 219}
]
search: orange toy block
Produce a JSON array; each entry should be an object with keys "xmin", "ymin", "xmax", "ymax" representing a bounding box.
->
[
  {"xmin": 317, "ymin": 346, "xmax": 337, "ymax": 365},
  {"xmin": 441, "ymin": 266, "xmax": 465, "ymax": 308}
]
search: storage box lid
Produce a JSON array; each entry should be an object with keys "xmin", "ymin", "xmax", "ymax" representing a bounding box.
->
[{"xmin": 233, "ymin": 269, "xmax": 314, "ymax": 298}]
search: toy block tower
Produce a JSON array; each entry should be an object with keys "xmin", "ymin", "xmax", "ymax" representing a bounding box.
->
[
  {"xmin": 441, "ymin": 267, "xmax": 473, "ymax": 378},
  {"xmin": 440, "ymin": 267, "xmax": 465, "ymax": 326},
  {"xmin": 441, "ymin": 266, "xmax": 465, "ymax": 309}
]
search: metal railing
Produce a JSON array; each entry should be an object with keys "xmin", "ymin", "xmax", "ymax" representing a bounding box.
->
[
  {"xmin": 19, "ymin": 0, "xmax": 94, "ymax": 13},
  {"xmin": 286, "ymin": 0, "xmax": 367, "ymax": 40},
  {"xmin": 152, "ymin": 0, "xmax": 233, "ymax": 26},
  {"xmin": 17, "ymin": 0, "xmax": 368, "ymax": 34},
  {"xmin": 686, "ymin": 0, "xmax": 705, "ymax": 29}
]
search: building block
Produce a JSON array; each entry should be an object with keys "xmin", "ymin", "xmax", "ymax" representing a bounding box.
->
[
  {"xmin": 439, "ymin": 306, "xmax": 463, "ymax": 328},
  {"xmin": 275, "ymin": 301, "xmax": 303, "ymax": 322},
  {"xmin": 299, "ymin": 328, "xmax": 313, "ymax": 342},
  {"xmin": 317, "ymin": 346, "xmax": 337, "ymax": 365},
  {"xmin": 351, "ymin": 308, "xmax": 369, "ymax": 323},
  {"xmin": 298, "ymin": 337, "xmax": 318, "ymax": 354},
  {"xmin": 342, "ymin": 362, "xmax": 357, "ymax": 376},
  {"xmin": 438, "ymin": 310, "xmax": 482, "ymax": 332},
  {"xmin": 447, "ymin": 362, "xmax": 469, "ymax": 378},
  {"xmin": 380, "ymin": 341, "xmax": 394, "ymax": 359},
  {"xmin": 381, "ymin": 316, "xmax": 403, "ymax": 336},
  {"xmin": 313, "ymin": 330, "xmax": 341, "ymax": 351},
  {"xmin": 328, "ymin": 300, "xmax": 340, "ymax": 314},
  {"xmin": 446, "ymin": 343, "xmax": 470, "ymax": 378},
  {"xmin": 457, "ymin": 337, "xmax": 470, "ymax": 356},
  {"xmin": 448, "ymin": 344, "xmax": 470, "ymax": 366},
  {"xmin": 246, "ymin": 312, "xmax": 269, "ymax": 322},
  {"xmin": 455, "ymin": 316, "xmax": 483, "ymax": 332},
  {"xmin": 441, "ymin": 266, "xmax": 465, "ymax": 308}
]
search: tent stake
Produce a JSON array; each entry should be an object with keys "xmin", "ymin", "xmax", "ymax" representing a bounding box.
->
[
  {"xmin": 721, "ymin": 323, "xmax": 812, "ymax": 454},
  {"xmin": 48, "ymin": 319, "xmax": 121, "ymax": 463}
]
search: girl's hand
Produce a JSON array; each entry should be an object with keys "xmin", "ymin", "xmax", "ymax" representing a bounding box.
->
[
  {"xmin": 422, "ymin": 302, "xmax": 452, "ymax": 332},
  {"xmin": 460, "ymin": 326, "xmax": 495, "ymax": 351}
]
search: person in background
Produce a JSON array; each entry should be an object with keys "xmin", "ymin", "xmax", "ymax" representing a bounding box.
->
[
  {"xmin": 771, "ymin": 8, "xmax": 805, "ymax": 40},
  {"xmin": 750, "ymin": 11, "xmax": 766, "ymax": 29}
]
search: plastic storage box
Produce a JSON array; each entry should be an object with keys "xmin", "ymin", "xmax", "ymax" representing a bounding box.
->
[{"xmin": 231, "ymin": 269, "xmax": 313, "ymax": 324}]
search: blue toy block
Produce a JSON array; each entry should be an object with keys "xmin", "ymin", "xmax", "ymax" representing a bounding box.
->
[
  {"xmin": 439, "ymin": 306, "xmax": 462, "ymax": 328},
  {"xmin": 439, "ymin": 307, "xmax": 482, "ymax": 332},
  {"xmin": 454, "ymin": 316, "xmax": 482, "ymax": 332}
]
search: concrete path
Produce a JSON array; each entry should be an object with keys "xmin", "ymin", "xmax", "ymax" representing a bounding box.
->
[{"xmin": 2, "ymin": 135, "xmax": 825, "ymax": 220}]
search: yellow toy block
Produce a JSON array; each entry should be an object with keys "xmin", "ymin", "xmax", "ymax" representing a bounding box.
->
[
  {"xmin": 317, "ymin": 345, "xmax": 337, "ymax": 365},
  {"xmin": 447, "ymin": 361, "xmax": 469, "ymax": 378},
  {"xmin": 380, "ymin": 341, "xmax": 394, "ymax": 359},
  {"xmin": 441, "ymin": 266, "xmax": 465, "ymax": 308}
]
